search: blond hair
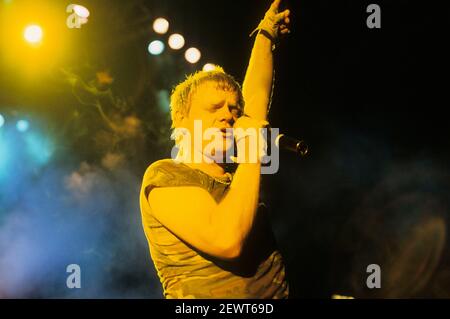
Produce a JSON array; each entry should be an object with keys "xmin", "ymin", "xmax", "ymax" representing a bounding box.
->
[{"xmin": 170, "ymin": 66, "xmax": 244, "ymax": 129}]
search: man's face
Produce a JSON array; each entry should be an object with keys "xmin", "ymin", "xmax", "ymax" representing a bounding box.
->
[{"xmin": 180, "ymin": 81, "xmax": 241, "ymax": 160}]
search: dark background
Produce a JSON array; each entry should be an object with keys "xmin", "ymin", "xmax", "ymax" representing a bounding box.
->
[{"xmin": 0, "ymin": 0, "xmax": 449, "ymax": 298}]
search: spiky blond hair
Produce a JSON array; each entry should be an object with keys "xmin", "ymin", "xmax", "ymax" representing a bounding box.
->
[{"xmin": 169, "ymin": 66, "xmax": 244, "ymax": 129}]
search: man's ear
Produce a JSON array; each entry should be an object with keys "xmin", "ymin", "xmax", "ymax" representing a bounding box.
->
[
  {"xmin": 172, "ymin": 112, "xmax": 185, "ymax": 129},
  {"xmin": 178, "ymin": 115, "xmax": 187, "ymax": 127}
]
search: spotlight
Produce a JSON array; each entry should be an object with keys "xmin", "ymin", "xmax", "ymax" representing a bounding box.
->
[
  {"xmin": 0, "ymin": 135, "xmax": 9, "ymax": 178},
  {"xmin": 168, "ymin": 33, "xmax": 185, "ymax": 50},
  {"xmin": 73, "ymin": 4, "xmax": 90, "ymax": 18},
  {"xmin": 153, "ymin": 18, "xmax": 169, "ymax": 34},
  {"xmin": 202, "ymin": 63, "xmax": 217, "ymax": 72},
  {"xmin": 148, "ymin": 40, "xmax": 165, "ymax": 55},
  {"xmin": 0, "ymin": 114, "xmax": 4, "ymax": 128},
  {"xmin": 185, "ymin": 47, "xmax": 201, "ymax": 64},
  {"xmin": 25, "ymin": 132, "xmax": 55, "ymax": 165},
  {"xmin": 16, "ymin": 120, "xmax": 29, "ymax": 132},
  {"xmin": 24, "ymin": 24, "xmax": 43, "ymax": 44}
]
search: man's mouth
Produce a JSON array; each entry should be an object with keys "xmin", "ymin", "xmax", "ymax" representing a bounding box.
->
[{"xmin": 220, "ymin": 128, "xmax": 233, "ymax": 137}]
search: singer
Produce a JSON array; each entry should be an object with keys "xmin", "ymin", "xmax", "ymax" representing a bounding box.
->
[{"xmin": 139, "ymin": 0, "xmax": 291, "ymax": 298}]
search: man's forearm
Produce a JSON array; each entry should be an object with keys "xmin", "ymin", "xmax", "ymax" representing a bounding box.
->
[
  {"xmin": 212, "ymin": 162, "xmax": 261, "ymax": 254},
  {"xmin": 242, "ymin": 33, "xmax": 274, "ymax": 121}
]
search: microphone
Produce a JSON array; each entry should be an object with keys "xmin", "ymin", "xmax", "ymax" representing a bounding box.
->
[
  {"xmin": 237, "ymin": 115, "xmax": 309, "ymax": 157},
  {"xmin": 230, "ymin": 118, "xmax": 309, "ymax": 158},
  {"xmin": 259, "ymin": 124, "xmax": 309, "ymax": 157},
  {"xmin": 274, "ymin": 133, "xmax": 309, "ymax": 157}
]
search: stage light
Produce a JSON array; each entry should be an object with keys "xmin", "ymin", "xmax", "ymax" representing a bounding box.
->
[
  {"xmin": 0, "ymin": 114, "xmax": 4, "ymax": 128},
  {"xmin": 2, "ymin": 2, "xmax": 69, "ymax": 75},
  {"xmin": 24, "ymin": 24, "xmax": 43, "ymax": 44},
  {"xmin": 168, "ymin": 33, "xmax": 185, "ymax": 50},
  {"xmin": 185, "ymin": 47, "xmax": 201, "ymax": 64},
  {"xmin": 16, "ymin": 120, "xmax": 29, "ymax": 132},
  {"xmin": 0, "ymin": 134, "xmax": 9, "ymax": 179},
  {"xmin": 25, "ymin": 132, "xmax": 55, "ymax": 165},
  {"xmin": 73, "ymin": 4, "xmax": 90, "ymax": 18},
  {"xmin": 153, "ymin": 18, "xmax": 169, "ymax": 34},
  {"xmin": 203, "ymin": 63, "xmax": 217, "ymax": 72},
  {"xmin": 148, "ymin": 40, "xmax": 165, "ymax": 55}
]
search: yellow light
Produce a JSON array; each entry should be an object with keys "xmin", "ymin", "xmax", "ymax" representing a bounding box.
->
[
  {"xmin": 185, "ymin": 47, "xmax": 201, "ymax": 64},
  {"xmin": 153, "ymin": 18, "xmax": 169, "ymax": 34},
  {"xmin": 73, "ymin": 5, "xmax": 90, "ymax": 18},
  {"xmin": 24, "ymin": 24, "xmax": 43, "ymax": 44},
  {"xmin": 168, "ymin": 33, "xmax": 185, "ymax": 50},
  {"xmin": 1, "ymin": 0, "xmax": 72, "ymax": 77},
  {"xmin": 202, "ymin": 63, "xmax": 216, "ymax": 72}
]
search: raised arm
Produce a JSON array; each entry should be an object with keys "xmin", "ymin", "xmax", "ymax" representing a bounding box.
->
[{"xmin": 242, "ymin": 0, "xmax": 291, "ymax": 120}]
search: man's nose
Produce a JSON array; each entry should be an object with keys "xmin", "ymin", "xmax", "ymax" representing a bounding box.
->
[{"xmin": 218, "ymin": 104, "xmax": 234, "ymax": 124}]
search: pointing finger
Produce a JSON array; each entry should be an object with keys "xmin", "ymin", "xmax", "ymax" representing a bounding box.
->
[{"xmin": 269, "ymin": 0, "xmax": 282, "ymax": 12}]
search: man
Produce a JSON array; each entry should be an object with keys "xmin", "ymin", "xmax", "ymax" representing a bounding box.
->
[{"xmin": 140, "ymin": 0, "xmax": 291, "ymax": 298}]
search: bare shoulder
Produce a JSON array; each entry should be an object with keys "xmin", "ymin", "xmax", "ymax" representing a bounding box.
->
[
  {"xmin": 142, "ymin": 159, "xmax": 196, "ymax": 192},
  {"xmin": 143, "ymin": 159, "xmax": 214, "ymax": 210},
  {"xmin": 143, "ymin": 158, "xmax": 180, "ymax": 179}
]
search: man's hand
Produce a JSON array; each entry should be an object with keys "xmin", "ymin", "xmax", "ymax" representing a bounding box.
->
[
  {"xmin": 233, "ymin": 115, "xmax": 269, "ymax": 132},
  {"xmin": 251, "ymin": 0, "xmax": 291, "ymax": 41},
  {"xmin": 232, "ymin": 116, "xmax": 269, "ymax": 163}
]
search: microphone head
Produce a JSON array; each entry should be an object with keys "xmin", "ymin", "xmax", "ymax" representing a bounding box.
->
[
  {"xmin": 275, "ymin": 134, "xmax": 309, "ymax": 157},
  {"xmin": 296, "ymin": 140, "xmax": 309, "ymax": 157}
]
